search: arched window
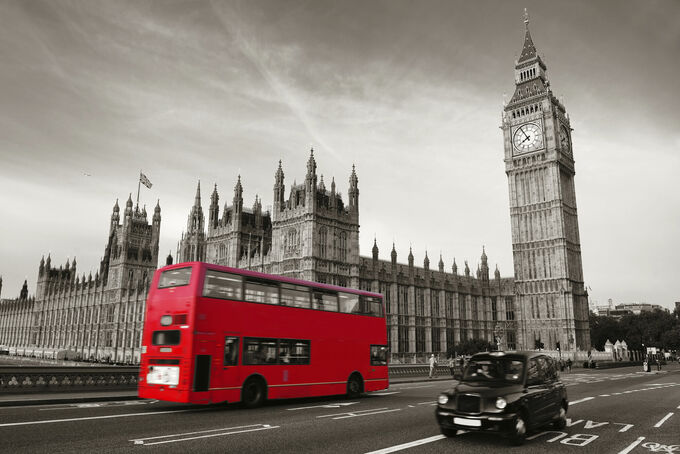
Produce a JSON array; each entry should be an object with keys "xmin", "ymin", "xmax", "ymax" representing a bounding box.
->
[{"xmin": 319, "ymin": 227, "xmax": 327, "ymax": 258}]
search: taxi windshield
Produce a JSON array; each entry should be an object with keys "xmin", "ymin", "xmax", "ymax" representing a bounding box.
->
[{"xmin": 462, "ymin": 358, "xmax": 525, "ymax": 383}]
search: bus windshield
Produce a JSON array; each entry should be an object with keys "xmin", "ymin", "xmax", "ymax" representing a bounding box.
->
[{"xmin": 158, "ymin": 267, "xmax": 192, "ymax": 288}]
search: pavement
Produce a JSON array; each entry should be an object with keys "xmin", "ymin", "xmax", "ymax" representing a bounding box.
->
[{"xmin": 3, "ymin": 364, "xmax": 675, "ymax": 408}]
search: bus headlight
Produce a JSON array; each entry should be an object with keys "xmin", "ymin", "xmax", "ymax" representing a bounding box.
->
[
  {"xmin": 495, "ymin": 397, "xmax": 507, "ymax": 409},
  {"xmin": 438, "ymin": 394, "xmax": 449, "ymax": 405},
  {"xmin": 160, "ymin": 315, "xmax": 173, "ymax": 326}
]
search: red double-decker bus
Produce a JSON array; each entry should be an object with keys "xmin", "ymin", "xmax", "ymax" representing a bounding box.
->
[{"xmin": 138, "ymin": 262, "xmax": 388, "ymax": 407}]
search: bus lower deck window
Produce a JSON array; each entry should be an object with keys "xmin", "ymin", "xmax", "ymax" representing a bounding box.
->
[{"xmin": 371, "ymin": 345, "xmax": 388, "ymax": 365}]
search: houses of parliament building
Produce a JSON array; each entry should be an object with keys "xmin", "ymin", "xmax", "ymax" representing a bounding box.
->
[{"xmin": 0, "ymin": 16, "xmax": 590, "ymax": 363}]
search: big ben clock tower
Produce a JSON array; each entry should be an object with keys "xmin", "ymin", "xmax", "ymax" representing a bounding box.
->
[{"xmin": 502, "ymin": 11, "xmax": 590, "ymax": 352}]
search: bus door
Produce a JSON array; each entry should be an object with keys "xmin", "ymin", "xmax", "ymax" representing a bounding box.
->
[
  {"xmin": 220, "ymin": 333, "xmax": 241, "ymax": 391},
  {"xmin": 369, "ymin": 345, "xmax": 389, "ymax": 382},
  {"xmin": 193, "ymin": 333, "xmax": 217, "ymax": 395}
]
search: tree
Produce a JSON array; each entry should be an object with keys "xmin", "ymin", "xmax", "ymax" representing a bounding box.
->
[
  {"xmin": 447, "ymin": 338, "xmax": 495, "ymax": 357},
  {"xmin": 590, "ymin": 309, "xmax": 680, "ymax": 351}
]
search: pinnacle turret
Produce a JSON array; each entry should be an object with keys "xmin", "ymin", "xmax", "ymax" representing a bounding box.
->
[{"xmin": 372, "ymin": 238, "xmax": 379, "ymax": 260}]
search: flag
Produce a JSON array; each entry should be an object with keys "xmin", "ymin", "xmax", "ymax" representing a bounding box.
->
[{"xmin": 140, "ymin": 172, "xmax": 152, "ymax": 189}]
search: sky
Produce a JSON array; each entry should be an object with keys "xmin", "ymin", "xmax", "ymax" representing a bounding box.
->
[{"xmin": 0, "ymin": 0, "xmax": 678, "ymax": 310}]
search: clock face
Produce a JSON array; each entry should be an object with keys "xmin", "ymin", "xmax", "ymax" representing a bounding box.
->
[
  {"xmin": 559, "ymin": 125, "xmax": 571, "ymax": 153},
  {"xmin": 512, "ymin": 122, "xmax": 544, "ymax": 154}
]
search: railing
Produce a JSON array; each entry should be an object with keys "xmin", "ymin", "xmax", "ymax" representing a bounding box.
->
[
  {"xmin": 0, "ymin": 366, "xmax": 138, "ymax": 394},
  {"xmin": 0, "ymin": 364, "xmax": 454, "ymax": 394},
  {"xmin": 388, "ymin": 364, "xmax": 453, "ymax": 377}
]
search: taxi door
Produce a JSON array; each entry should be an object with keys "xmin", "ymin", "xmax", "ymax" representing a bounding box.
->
[{"xmin": 524, "ymin": 357, "xmax": 551, "ymax": 425}]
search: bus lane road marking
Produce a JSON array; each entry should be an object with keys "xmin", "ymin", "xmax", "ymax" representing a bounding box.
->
[
  {"xmin": 130, "ymin": 424, "xmax": 279, "ymax": 446},
  {"xmin": 317, "ymin": 407, "xmax": 401, "ymax": 420}
]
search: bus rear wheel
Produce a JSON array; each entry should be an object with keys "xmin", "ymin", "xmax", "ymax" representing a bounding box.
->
[
  {"xmin": 241, "ymin": 377, "xmax": 266, "ymax": 408},
  {"xmin": 346, "ymin": 374, "xmax": 363, "ymax": 398}
]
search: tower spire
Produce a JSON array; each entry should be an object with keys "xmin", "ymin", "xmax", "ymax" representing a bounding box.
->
[{"xmin": 518, "ymin": 9, "xmax": 537, "ymax": 63}]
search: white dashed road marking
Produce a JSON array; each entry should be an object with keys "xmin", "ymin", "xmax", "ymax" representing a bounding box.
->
[
  {"xmin": 653, "ymin": 413, "xmax": 674, "ymax": 428},
  {"xmin": 617, "ymin": 436, "xmax": 645, "ymax": 454},
  {"xmin": 364, "ymin": 435, "xmax": 446, "ymax": 454},
  {"xmin": 317, "ymin": 407, "xmax": 401, "ymax": 420},
  {"xmin": 570, "ymin": 397, "xmax": 595, "ymax": 405},
  {"xmin": 0, "ymin": 408, "xmax": 202, "ymax": 427},
  {"xmin": 130, "ymin": 424, "xmax": 279, "ymax": 446}
]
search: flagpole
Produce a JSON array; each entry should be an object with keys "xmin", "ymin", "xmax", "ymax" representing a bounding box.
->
[{"xmin": 136, "ymin": 170, "xmax": 141, "ymax": 209}]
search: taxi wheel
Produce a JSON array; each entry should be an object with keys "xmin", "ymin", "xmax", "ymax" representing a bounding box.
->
[
  {"xmin": 441, "ymin": 427, "xmax": 458, "ymax": 437},
  {"xmin": 553, "ymin": 403, "xmax": 567, "ymax": 429},
  {"xmin": 509, "ymin": 413, "xmax": 527, "ymax": 446}
]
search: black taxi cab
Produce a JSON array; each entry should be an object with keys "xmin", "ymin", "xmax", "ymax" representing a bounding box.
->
[{"xmin": 435, "ymin": 351, "xmax": 568, "ymax": 445}]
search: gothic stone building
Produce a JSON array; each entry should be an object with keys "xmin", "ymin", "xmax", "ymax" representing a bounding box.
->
[
  {"xmin": 178, "ymin": 151, "xmax": 519, "ymax": 361},
  {"xmin": 1, "ymin": 14, "xmax": 590, "ymax": 362},
  {"xmin": 3, "ymin": 198, "xmax": 162, "ymax": 363}
]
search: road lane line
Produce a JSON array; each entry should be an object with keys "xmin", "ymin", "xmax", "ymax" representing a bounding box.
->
[
  {"xmin": 570, "ymin": 397, "xmax": 595, "ymax": 405},
  {"xmin": 677, "ymin": 403, "xmax": 680, "ymax": 409},
  {"xmin": 133, "ymin": 424, "xmax": 279, "ymax": 445},
  {"xmin": 371, "ymin": 392, "xmax": 400, "ymax": 396},
  {"xmin": 0, "ymin": 408, "xmax": 200, "ymax": 427},
  {"xmin": 130, "ymin": 424, "xmax": 266, "ymax": 442},
  {"xmin": 364, "ymin": 435, "xmax": 446, "ymax": 453},
  {"xmin": 287, "ymin": 402, "xmax": 358, "ymax": 411},
  {"xmin": 653, "ymin": 412, "xmax": 674, "ymax": 428},
  {"xmin": 333, "ymin": 408, "xmax": 401, "ymax": 419},
  {"xmin": 617, "ymin": 436, "xmax": 645, "ymax": 454},
  {"xmin": 317, "ymin": 408, "xmax": 389, "ymax": 418}
]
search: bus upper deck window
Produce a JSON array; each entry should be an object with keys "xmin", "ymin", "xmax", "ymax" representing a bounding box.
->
[
  {"xmin": 158, "ymin": 267, "xmax": 192, "ymax": 289},
  {"xmin": 203, "ymin": 270, "xmax": 242, "ymax": 300}
]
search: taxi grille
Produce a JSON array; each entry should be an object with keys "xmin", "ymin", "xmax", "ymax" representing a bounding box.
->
[{"xmin": 457, "ymin": 394, "xmax": 481, "ymax": 413}]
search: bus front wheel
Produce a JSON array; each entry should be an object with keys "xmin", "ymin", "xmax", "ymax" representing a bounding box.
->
[
  {"xmin": 241, "ymin": 377, "xmax": 266, "ymax": 408},
  {"xmin": 346, "ymin": 373, "xmax": 363, "ymax": 398}
]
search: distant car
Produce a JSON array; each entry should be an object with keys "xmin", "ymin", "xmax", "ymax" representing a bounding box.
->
[
  {"xmin": 0, "ymin": 345, "xmax": 9, "ymax": 355},
  {"xmin": 435, "ymin": 351, "xmax": 568, "ymax": 445}
]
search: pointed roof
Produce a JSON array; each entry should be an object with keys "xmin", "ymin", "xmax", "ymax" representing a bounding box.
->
[
  {"xmin": 518, "ymin": 9, "xmax": 537, "ymax": 64},
  {"xmin": 194, "ymin": 181, "xmax": 201, "ymax": 207}
]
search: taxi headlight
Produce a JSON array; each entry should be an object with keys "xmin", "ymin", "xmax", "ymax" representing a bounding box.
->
[
  {"xmin": 438, "ymin": 394, "xmax": 449, "ymax": 405},
  {"xmin": 495, "ymin": 397, "xmax": 507, "ymax": 409}
]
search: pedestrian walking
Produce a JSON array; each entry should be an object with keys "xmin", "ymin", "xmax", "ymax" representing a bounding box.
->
[
  {"xmin": 429, "ymin": 354, "xmax": 437, "ymax": 379},
  {"xmin": 449, "ymin": 357, "xmax": 455, "ymax": 377},
  {"xmin": 566, "ymin": 358, "xmax": 572, "ymax": 372}
]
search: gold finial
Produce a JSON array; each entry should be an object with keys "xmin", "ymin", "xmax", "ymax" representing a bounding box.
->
[{"xmin": 524, "ymin": 8, "xmax": 529, "ymax": 28}]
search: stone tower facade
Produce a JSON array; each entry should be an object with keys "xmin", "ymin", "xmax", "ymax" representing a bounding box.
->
[
  {"xmin": 502, "ymin": 13, "xmax": 590, "ymax": 351},
  {"xmin": 177, "ymin": 182, "xmax": 207, "ymax": 262},
  {"xmin": 179, "ymin": 149, "xmax": 360, "ymax": 288},
  {"xmin": 28, "ymin": 197, "xmax": 161, "ymax": 363}
]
